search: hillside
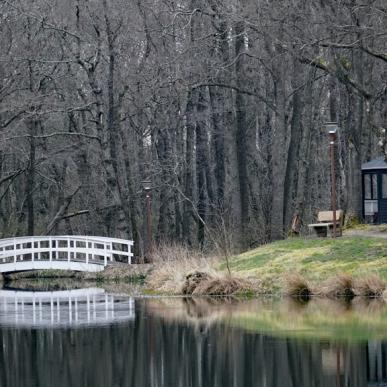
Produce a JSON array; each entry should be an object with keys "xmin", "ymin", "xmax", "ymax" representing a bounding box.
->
[{"xmin": 221, "ymin": 234, "xmax": 387, "ymax": 294}]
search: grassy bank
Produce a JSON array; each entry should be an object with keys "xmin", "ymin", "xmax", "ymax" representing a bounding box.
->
[
  {"xmin": 223, "ymin": 235, "xmax": 387, "ymax": 294},
  {"xmin": 3, "ymin": 232, "xmax": 387, "ymax": 297},
  {"xmin": 146, "ymin": 234, "xmax": 387, "ymax": 296}
]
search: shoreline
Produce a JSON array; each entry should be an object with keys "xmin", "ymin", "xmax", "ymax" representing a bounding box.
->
[
  {"xmin": 2, "ymin": 232, "xmax": 387, "ymax": 299},
  {"xmin": 4, "ymin": 268, "xmax": 387, "ymax": 301}
]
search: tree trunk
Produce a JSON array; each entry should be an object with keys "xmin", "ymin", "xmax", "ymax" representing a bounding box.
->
[
  {"xmin": 283, "ymin": 59, "xmax": 304, "ymax": 229},
  {"xmin": 182, "ymin": 90, "xmax": 196, "ymax": 244},
  {"xmin": 235, "ymin": 20, "xmax": 249, "ymax": 246},
  {"xmin": 26, "ymin": 120, "xmax": 36, "ymax": 236}
]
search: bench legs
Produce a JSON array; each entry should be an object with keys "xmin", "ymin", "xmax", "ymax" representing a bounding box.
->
[
  {"xmin": 311, "ymin": 226, "xmax": 342, "ymax": 238},
  {"xmin": 328, "ymin": 226, "xmax": 342, "ymax": 238},
  {"xmin": 313, "ymin": 227, "xmax": 328, "ymax": 237}
]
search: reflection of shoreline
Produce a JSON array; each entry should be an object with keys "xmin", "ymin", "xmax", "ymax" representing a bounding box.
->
[
  {"xmin": 0, "ymin": 288, "xmax": 135, "ymax": 328},
  {"xmin": 3, "ymin": 278, "xmax": 91, "ymax": 292},
  {"xmin": 145, "ymin": 297, "xmax": 387, "ymax": 342},
  {"xmin": 2, "ymin": 278, "xmax": 145, "ymax": 296}
]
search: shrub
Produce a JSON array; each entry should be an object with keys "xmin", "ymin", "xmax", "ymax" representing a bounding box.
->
[
  {"xmin": 190, "ymin": 275, "xmax": 252, "ymax": 296},
  {"xmin": 321, "ymin": 274, "xmax": 354, "ymax": 298},
  {"xmin": 283, "ymin": 273, "xmax": 312, "ymax": 297},
  {"xmin": 146, "ymin": 243, "xmax": 217, "ymax": 294},
  {"xmin": 353, "ymin": 274, "xmax": 386, "ymax": 298}
]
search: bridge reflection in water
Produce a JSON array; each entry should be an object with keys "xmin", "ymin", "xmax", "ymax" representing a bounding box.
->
[{"xmin": 0, "ymin": 288, "xmax": 135, "ymax": 328}]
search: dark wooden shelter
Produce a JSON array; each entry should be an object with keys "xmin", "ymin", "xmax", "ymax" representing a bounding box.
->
[{"xmin": 362, "ymin": 158, "xmax": 387, "ymax": 223}]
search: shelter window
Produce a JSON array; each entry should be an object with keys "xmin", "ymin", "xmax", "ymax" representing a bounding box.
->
[
  {"xmin": 383, "ymin": 174, "xmax": 387, "ymax": 199},
  {"xmin": 364, "ymin": 174, "xmax": 378, "ymax": 199}
]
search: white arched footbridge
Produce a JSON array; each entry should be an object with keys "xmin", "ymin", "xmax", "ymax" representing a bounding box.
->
[{"xmin": 0, "ymin": 236, "xmax": 133, "ymax": 274}]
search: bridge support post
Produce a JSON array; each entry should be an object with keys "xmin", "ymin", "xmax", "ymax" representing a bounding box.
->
[
  {"xmin": 13, "ymin": 238, "xmax": 16, "ymax": 264},
  {"xmin": 49, "ymin": 237, "xmax": 53, "ymax": 262},
  {"xmin": 38, "ymin": 241, "xmax": 41, "ymax": 260},
  {"xmin": 67, "ymin": 237, "xmax": 71, "ymax": 262},
  {"xmin": 90, "ymin": 240, "xmax": 94, "ymax": 263},
  {"xmin": 31, "ymin": 237, "xmax": 34, "ymax": 263},
  {"xmin": 86, "ymin": 240, "xmax": 89, "ymax": 264},
  {"xmin": 108, "ymin": 244, "xmax": 113, "ymax": 262}
]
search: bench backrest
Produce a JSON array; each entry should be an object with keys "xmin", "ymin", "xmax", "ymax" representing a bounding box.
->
[{"xmin": 317, "ymin": 210, "xmax": 344, "ymax": 223}]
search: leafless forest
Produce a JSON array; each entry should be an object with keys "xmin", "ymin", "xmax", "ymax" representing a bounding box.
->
[{"xmin": 0, "ymin": 0, "xmax": 386, "ymax": 254}]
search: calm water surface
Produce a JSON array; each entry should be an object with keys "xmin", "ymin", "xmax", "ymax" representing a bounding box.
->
[{"xmin": 0, "ymin": 284, "xmax": 386, "ymax": 387}]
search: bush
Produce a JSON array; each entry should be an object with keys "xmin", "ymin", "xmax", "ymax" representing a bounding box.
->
[
  {"xmin": 321, "ymin": 274, "xmax": 354, "ymax": 298},
  {"xmin": 353, "ymin": 274, "xmax": 386, "ymax": 297},
  {"xmin": 283, "ymin": 273, "xmax": 312, "ymax": 297}
]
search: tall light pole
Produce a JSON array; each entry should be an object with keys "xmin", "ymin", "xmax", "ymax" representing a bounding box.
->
[
  {"xmin": 142, "ymin": 180, "xmax": 152, "ymax": 260},
  {"xmin": 325, "ymin": 122, "xmax": 338, "ymax": 238}
]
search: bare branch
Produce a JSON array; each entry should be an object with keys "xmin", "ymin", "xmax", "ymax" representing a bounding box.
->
[{"xmin": 4, "ymin": 132, "xmax": 101, "ymax": 142}]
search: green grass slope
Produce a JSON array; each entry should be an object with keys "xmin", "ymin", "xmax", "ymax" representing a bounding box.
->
[{"xmin": 222, "ymin": 236, "xmax": 387, "ymax": 293}]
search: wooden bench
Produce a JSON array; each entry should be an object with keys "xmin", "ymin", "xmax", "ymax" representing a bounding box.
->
[{"xmin": 308, "ymin": 210, "xmax": 344, "ymax": 237}]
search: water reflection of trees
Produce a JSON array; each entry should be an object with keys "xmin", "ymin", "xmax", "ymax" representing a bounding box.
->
[{"xmin": 0, "ymin": 299, "xmax": 386, "ymax": 386}]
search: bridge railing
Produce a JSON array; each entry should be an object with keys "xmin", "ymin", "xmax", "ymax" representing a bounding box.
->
[{"xmin": 0, "ymin": 236, "xmax": 134, "ymax": 268}]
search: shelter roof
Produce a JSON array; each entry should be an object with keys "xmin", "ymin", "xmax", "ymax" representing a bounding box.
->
[{"xmin": 361, "ymin": 157, "xmax": 387, "ymax": 170}]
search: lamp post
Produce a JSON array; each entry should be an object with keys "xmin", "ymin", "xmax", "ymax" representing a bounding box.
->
[
  {"xmin": 142, "ymin": 180, "xmax": 152, "ymax": 260},
  {"xmin": 325, "ymin": 122, "xmax": 338, "ymax": 238}
]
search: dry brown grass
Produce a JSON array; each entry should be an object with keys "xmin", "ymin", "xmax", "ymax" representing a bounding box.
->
[
  {"xmin": 283, "ymin": 273, "xmax": 312, "ymax": 297},
  {"xmin": 320, "ymin": 274, "xmax": 354, "ymax": 298},
  {"xmin": 382, "ymin": 289, "xmax": 387, "ymax": 302},
  {"xmin": 149, "ymin": 242, "xmax": 205, "ymax": 263},
  {"xmin": 146, "ymin": 243, "xmax": 253, "ymax": 295},
  {"xmin": 353, "ymin": 274, "xmax": 386, "ymax": 297},
  {"xmin": 146, "ymin": 243, "xmax": 218, "ymax": 294},
  {"xmin": 146, "ymin": 242, "xmax": 387, "ymax": 299},
  {"xmin": 182, "ymin": 271, "xmax": 212, "ymax": 294},
  {"xmin": 188, "ymin": 274, "xmax": 253, "ymax": 296}
]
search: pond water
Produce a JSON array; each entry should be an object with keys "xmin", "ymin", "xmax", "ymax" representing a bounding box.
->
[{"xmin": 0, "ymin": 284, "xmax": 386, "ymax": 387}]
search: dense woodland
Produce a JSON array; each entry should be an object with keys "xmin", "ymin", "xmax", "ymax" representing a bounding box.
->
[{"xmin": 0, "ymin": 0, "xmax": 386, "ymax": 255}]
